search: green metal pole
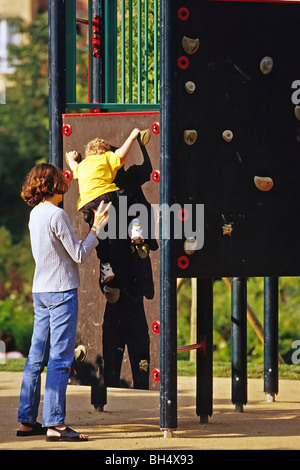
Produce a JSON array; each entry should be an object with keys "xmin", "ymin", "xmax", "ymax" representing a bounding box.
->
[{"xmin": 104, "ymin": 0, "xmax": 117, "ymax": 103}]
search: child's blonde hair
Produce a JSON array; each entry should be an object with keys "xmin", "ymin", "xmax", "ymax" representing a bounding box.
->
[{"xmin": 84, "ymin": 138, "xmax": 111, "ymax": 157}]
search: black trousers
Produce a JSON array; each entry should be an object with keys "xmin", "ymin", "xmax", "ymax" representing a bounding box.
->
[{"xmin": 102, "ymin": 293, "xmax": 150, "ymax": 389}]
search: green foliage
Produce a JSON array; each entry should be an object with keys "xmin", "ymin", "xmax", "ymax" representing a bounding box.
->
[
  {"xmin": 0, "ymin": 227, "xmax": 34, "ymax": 355},
  {"xmin": 177, "ymin": 277, "xmax": 300, "ymax": 364},
  {"xmin": 0, "ymin": 12, "xmax": 49, "ymax": 240}
]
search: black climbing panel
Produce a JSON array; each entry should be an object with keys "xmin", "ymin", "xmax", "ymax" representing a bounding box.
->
[{"xmin": 173, "ymin": 0, "xmax": 300, "ymax": 277}]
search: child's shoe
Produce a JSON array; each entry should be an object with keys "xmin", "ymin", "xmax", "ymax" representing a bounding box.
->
[
  {"xmin": 103, "ymin": 286, "xmax": 120, "ymax": 304},
  {"xmin": 131, "ymin": 219, "xmax": 144, "ymax": 244},
  {"xmin": 100, "ymin": 263, "xmax": 115, "ymax": 284}
]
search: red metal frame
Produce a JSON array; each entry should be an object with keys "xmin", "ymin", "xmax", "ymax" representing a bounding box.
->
[{"xmin": 62, "ymin": 111, "xmax": 160, "ymax": 118}]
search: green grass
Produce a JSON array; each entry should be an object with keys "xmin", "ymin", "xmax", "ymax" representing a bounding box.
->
[
  {"xmin": 177, "ymin": 360, "xmax": 300, "ymax": 380},
  {"xmin": 1, "ymin": 359, "xmax": 300, "ymax": 380}
]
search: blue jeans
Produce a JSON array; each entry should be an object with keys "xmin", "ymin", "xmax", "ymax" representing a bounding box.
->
[{"xmin": 18, "ymin": 289, "xmax": 78, "ymax": 427}]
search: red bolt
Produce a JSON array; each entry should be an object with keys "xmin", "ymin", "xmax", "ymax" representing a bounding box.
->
[
  {"xmin": 151, "ymin": 121, "xmax": 160, "ymax": 135},
  {"xmin": 62, "ymin": 124, "xmax": 72, "ymax": 136},
  {"xmin": 178, "ymin": 7, "xmax": 190, "ymax": 21},
  {"xmin": 177, "ymin": 56, "xmax": 189, "ymax": 70},
  {"xmin": 152, "ymin": 320, "xmax": 160, "ymax": 334},
  {"xmin": 63, "ymin": 170, "xmax": 72, "ymax": 182},
  {"xmin": 177, "ymin": 256, "xmax": 189, "ymax": 269},
  {"xmin": 151, "ymin": 169, "xmax": 160, "ymax": 183},
  {"xmin": 152, "ymin": 368, "xmax": 160, "ymax": 382}
]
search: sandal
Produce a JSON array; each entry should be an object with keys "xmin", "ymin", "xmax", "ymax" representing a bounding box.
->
[
  {"xmin": 46, "ymin": 426, "xmax": 88, "ymax": 442},
  {"xmin": 17, "ymin": 421, "xmax": 47, "ymax": 437}
]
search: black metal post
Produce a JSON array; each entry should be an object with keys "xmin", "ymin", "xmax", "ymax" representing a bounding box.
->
[
  {"xmin": 48, "ymin": 0, "xmax": 66, "ymax": 167},
  {"xmin": 160, "ymin": 0, "xmax": 177, "ymax": 436},
  {"xmin": 231, "ymin": 277, "xmax": 247, "ymax": 412},
  {"xmin": 196, "ymin": 278, "xmax": 213, "ymax": 423},
  {"xmin": 264, "ymin": 276, "xmax": 279, "ymax": 401}
]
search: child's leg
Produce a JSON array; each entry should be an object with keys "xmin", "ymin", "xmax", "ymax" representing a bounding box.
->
[{"xmin": 81, "ymin": 196, "xmax": 115, "ymax": 283}]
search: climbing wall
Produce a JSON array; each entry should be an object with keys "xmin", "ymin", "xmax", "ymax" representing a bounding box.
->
[
  {"xmin": 62, "ymin": 112, "xmax": 160, "ymax": 390},
  {"xmin": 173, "ymin": 0, "xmax": 300, "ymax": 278}
]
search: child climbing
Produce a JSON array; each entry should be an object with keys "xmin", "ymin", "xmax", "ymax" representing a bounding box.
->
[{"xmin": 65, "ymin": 128, "xmax": 151, "ymax": 303}]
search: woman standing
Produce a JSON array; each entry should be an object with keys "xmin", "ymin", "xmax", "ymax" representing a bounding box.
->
[{"xmin": 17, "ymin": 163, "xmax": 110, "ymax": 442}]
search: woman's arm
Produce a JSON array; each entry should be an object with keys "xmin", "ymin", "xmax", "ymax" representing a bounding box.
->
[{"xmin": 51, "ymin": 202, "xmax": 110, "ymax": 263}]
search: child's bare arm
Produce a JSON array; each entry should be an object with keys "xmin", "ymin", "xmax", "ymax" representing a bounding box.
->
[
  {"xmin": 66, "ymin": 151, "xmax": 80, "ymax": 171},
  {"xmin": 117, "ymin": 128, "xmax": 140, "ymax": 163}
]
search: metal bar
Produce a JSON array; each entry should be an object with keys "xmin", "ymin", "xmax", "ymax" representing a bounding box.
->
[
  {"xmin": 154, "ymin": 0, "xmax": 159, "ymax": 104},
  {"xmin": 177, "ymin": 343, "xmax": 204, "ymax": 353},
  {"xmin": 128, "ymin": 0, "xmax": 133, "ymax": 102},
  {"xmin": 104, "ymin": 0, "xmax": 117, "ymax": 103},
  {"xmin": 264, "ymin": 277, "xmax": 279, "ymax": 401},
  {"xmin": 48, "ymin": 0, "xmax": 65, "ymax": 168},
  {"xmin": 76, "ymin": 17, "xmax": 89, "ymax": 25},
  {"xmin": 65, "ymin": 102, "xmax": 159, "ymax": 111},
  {"xmin": 231, "ymin": 277, "xmax": 248, "ymax": 412},
  {"xmin": 137, "ymin": 0, "xmax": 142, "ymax": 103},
  {"xmin": 160, "ymin": 0, "xmax": 177, "ymax": 435},
  {"xmin": 92, "ymin": 0, "xmax": 104, "ymax": 104},
  {"xmin": 196, "ymin": 278, "xmax": 213, "ymax": 423},
  {"xmin": 121, "ymin": 0, "xmax": 126, "ymax": 103},
  {"xmin": 144, "ymin": 0, "xmax": 149, "ymax": 103},
  {"xmin": 65, "ymin": 0, "xmax": 76, "ymax": 104},
  {"xmin": 88, "ymin": 0, "xmax": 93, "ymax": 103}
]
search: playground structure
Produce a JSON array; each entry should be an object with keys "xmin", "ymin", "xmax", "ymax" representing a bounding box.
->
[{"xmin": 48, "ymin": 0, "xmax": 300, "ymax": 437}]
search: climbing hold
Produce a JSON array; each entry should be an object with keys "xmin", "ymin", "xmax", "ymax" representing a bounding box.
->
[
  {"xmin": 62, "ymin": 124, "xmax": 72, "ymax": 136},
  {"xmin": 295, "ymin": 105, "xmax": 300, "ymax": 121},
  {"xmin": 139, "ymin": 128, "xmax": 151, "ymax": 146},
  {"xmin": 151, "ymin": 169, "xmax": 160, "ymax": 183},
  {"xmin": 182, "ymin": 36, "xmax": 200, "ymax": 55},
  {"xmin": 136, "ymin": 243, "xmax": 150, "ymax": 259},
  {"xmin": 184, "ymin": 129, "xmax": 197, "ymax": 145},
  {"xmin": 177, "ymin": 255, "xmax": 189, "ymax": 269},
  {"xmin": 177, "ymin": 56, "xmax": 189, "ymax": 70},
  {"xmin": 74, "ymin": 345, "xmax": 87, "ymax": 362},
  {"xmin": 185, "ymin": 81, "xmax": 196, "ymax": 94},
  {"xmin": 222, "ymin": 224, "xmax": 233, "ymax": 237},
  {"xmin": 177, "ymin": 7, "xmax": 190, "ymax": 20},
  {"xmin": 139, "ymin": 359, "xmax": 148, "ymax": 372},
  {"xmin": 222, "ymin": 130, "xmax": 233, "ymax": 142},
  {"xmin": 254, "ymin": 176, "xmax": 273, "ymax": 191},
  {"xmin": 151, "ymin": 121, "xmax": 160, "ymax": 134},
  {"xmin": 260, "ymin": 56, "xmax": 273, "ymax": 75},
  {"xmin": 184, "ymin": 237, "xmax": 197, "ymax": 255},
  {"xmin": 152, "ymin": 320, "xmax": 160, "ymax": 334},
  {"xmin": 63, "ymin": 170, "xmax": 72, "ymax": 182}
]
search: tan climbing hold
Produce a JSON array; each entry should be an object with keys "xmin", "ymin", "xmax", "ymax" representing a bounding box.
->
[
  {"xmin": 74, "ymin": 345, "xmax": 87, "ymax": 362},
  {"xmin": 260, "ymin": 56, "xmax": 273, "ymax": 75},
  {"xmin": 254, "ymin": 176, "xmax": 273, "ymax": 191},
  {"xmin": 185, "ymin": 81, "xmax": 196, "ymax": 94},
  {"xmin": 295, "ymin": 105, "xmax": 300, "ymax": 121},
  {"xmin": 222, "ymin": 224, "xmax": 233, "ymax": 237},
  {"xmin": 184, "ymin": 130, "xmax": 197, "ymax": 145},
  {"xmin": 222, "ymin": 130, "xmax": 233, "ymax": 142},
  {"xmin": 184, "ymin": 237, "xmax": 197, "ymax": 255},
  {"xmin": 182, "ymin": 36, "xmax": 200, "ymax": 55},
  {"xmin": 139, "ymin": 128, "xmax": 151, "ymax": 146}
]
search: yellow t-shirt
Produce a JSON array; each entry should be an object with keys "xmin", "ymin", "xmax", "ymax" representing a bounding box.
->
[{"xmin": 73, "ymin": 150, "xmax": 124, "ymax": 210}]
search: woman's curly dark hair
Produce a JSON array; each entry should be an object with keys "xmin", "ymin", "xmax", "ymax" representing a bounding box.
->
[{"xmin": 21, "ymin": 163, "xmax": 70, "ymax": 206}]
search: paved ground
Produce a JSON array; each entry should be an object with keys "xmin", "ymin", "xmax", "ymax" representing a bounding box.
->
[{"xmin": 1, "ymin": 372, "xmax": 300, "ymax": 451}]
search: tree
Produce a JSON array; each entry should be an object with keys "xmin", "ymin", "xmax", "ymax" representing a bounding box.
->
[{"xmin": 0, "ymin": 12, "xmax": 49, "ymax": 240}]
